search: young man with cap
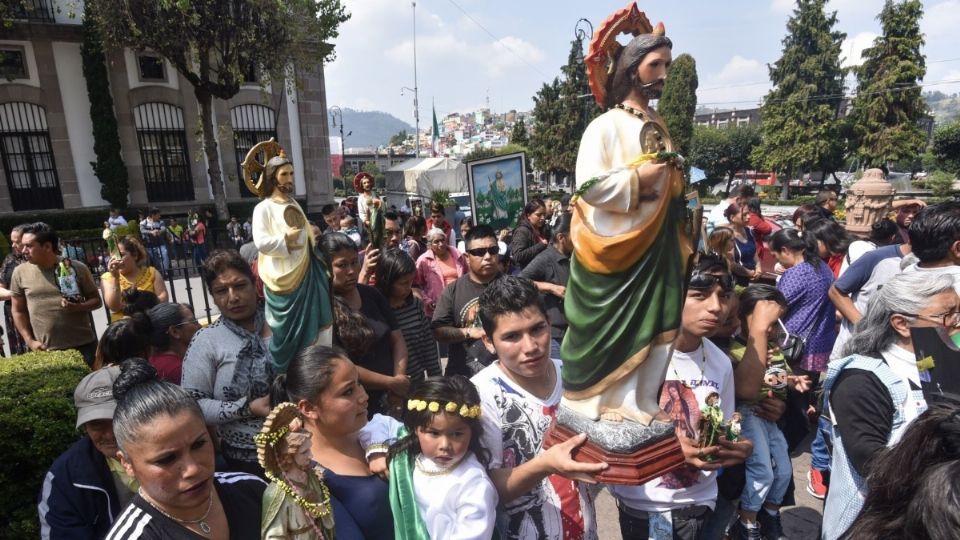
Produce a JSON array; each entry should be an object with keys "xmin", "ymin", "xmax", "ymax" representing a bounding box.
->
[{"xmin": 38, "ymin": 366, "xmax": 139, "ymax": 538}]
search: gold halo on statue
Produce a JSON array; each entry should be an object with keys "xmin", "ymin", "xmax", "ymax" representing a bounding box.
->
[
  {"xmin": 585, "ymin": 2, "xmax": 655, "ymax": 108},
  {"xmin": 241, "ymin": 138, "xmax": 283, "ymax": 198},
  {"xmin": 256, "ymin": 402, "xmax": 303, "ymax": 476}
]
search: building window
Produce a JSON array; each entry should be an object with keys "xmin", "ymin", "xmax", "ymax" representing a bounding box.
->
[
  {"xmin": 11, "ymin": 1, "xmax": 55, "ymax": 22},
  {"xmin": 134, "ymin": 103, "xmax": 194, "ymax": 202},
  {"xmin": 137, "ymin": 54, "xmax": 166, "ymax": 82},
  {"xmin": 0, "ymin": 102, "xmax": 63, "ymax": 211},
  {"xmin": 0, "ymin": 47, "xmax": 28, "ymax": 80},
  {"xmin": 230, "ymin": 104, "xmax": 276, "ymax": 198}
]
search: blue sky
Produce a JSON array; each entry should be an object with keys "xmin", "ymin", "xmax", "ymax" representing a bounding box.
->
[{"xmin": 325, "ymin": 0, "xmax": 960, "ymax": 126}]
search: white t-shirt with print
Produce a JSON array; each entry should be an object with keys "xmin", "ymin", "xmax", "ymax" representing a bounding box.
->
[
  {"xmin": 471, "ymin": 359, "xmax": 597, "ymax": 540},
  {"xmin": 611, "ymin": 338, "xmax": 735, "ymax": 512}
]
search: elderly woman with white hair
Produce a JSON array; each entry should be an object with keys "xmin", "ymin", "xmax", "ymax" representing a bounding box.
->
[
  {"xmin": 821, "ymin": 271, "xmax": 960, "ymax": 540},
  {"xmin": 415, "ymin": 227, "xmax": 466, "ymax": 317}
]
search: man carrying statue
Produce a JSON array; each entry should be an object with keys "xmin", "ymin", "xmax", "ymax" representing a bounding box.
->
[
  {"xmin": 244, "ymin": 140, "xmax": 333, "ymax": 373},
  {"xmin": 547, "ymin": 2, "xmax": 693, "ymax": 484}
]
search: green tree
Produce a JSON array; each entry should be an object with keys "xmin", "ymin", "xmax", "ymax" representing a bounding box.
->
[
  {"xmin": 850, "ymin": 0, "xmax": 926, "ymax": 173},
  {"xmin": 529, "ymin": 77, "xmax": 566, "ymax": 175},
  {"xmin": 389, "ymin": 130, "xmax": 408, "ymax": 147},
  {"xmin": 933, "ymin": 121, "xmax": 960, "ymax": 174},
  {"xmin": 691, "ymin": 125, "xmax": 762, "ymax": 194},
  {"xmin": 90, "ymin": 0, "xmax": 349, "ymax": 220},
  {"xmin": 362, "ymin": 161, "xmax": 385, "ymax": 190},
  {"xmin": 81, "ymin": 8, "xmax": 129, "ymax": 208},
  {"xmin": 923, "ymin": 170, "xmax": 957, "ymax": 197},
  {"xmin": 510, "ymin": 118, "xmax": 529, "ymax": 147},
  {"xmin": 658, "ymin": 54, "xmax": 699, "ymax": 164},
  {"xmin": 752, "ymin": 0, "xmax": 847, "ymax": 199}
]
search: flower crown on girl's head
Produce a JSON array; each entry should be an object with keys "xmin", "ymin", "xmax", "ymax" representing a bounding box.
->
[{"xmin": 407, "ymin": 398, "xmax": 482, "ymax": 419}]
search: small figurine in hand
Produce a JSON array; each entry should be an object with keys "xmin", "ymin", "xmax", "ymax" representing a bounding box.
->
[
  {"xmin": 725, "ymin": 411, "xmax": 742, "ymax": 442},
  {"xmin": 698, "ymin": 392, "xmax": 724, "ymax": 454},
  {"xmin": 258, "ymin": 402, "xmax": 335, "ymax": 540}
]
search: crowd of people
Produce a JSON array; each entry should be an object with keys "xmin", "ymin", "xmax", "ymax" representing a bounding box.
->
[{"xmin": 16, "ymin": 190, "xmax": 960, "ymax": 540}]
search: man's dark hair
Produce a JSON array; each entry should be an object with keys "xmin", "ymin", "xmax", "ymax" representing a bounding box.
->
[
  {"xmin": 465, "ymin": 224, "xmax": 497, "ymax": 247},
  {"xmin": 554, "ymin": 213, "xmax": 572, "ymax": 237},
  {"xmin": 909, "ymin": 201, "xmax": 960, "ymax": 263},
  {"xmin": 478, "ymin": 275, "xmax": 546, "ymax": 337},
  {"xmin": 869, "ymin": 219, "xmax": 899, "ymax": 244},
  {"xmin": 607, "ymin": 34, "xmax": 673, "ymax": 108},
  {"xmin": 737, "ymin": 284, "xmax": 787, "ymax": 321},
  {"xmin": 730, "ymin": 184, "xmax": 756, "ymax": 199},
  {"xmin": 148, "ymin": 207, "xmax": 160, "ymax": 216},
  {"xmin": 201, "ymin": 249, "xmax": 254, "ymax": 289},
  {"xmin": 383, "ymin": 211, "xmax": 400, "ymax": 223},
  {"xmin": 321, "ymin": 204, "xmax": 338, "ymax": 216},
  {"xmin": 815, "ymin": 190, "xmax": 836, "ymax": 207},
  {"xmin": 23, "ymin": 222, "xmax": 58, "ymax": 251}
]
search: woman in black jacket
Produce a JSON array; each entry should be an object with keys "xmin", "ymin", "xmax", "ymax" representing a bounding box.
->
[{"xmin": 509, "ymin": 199, "xmax": 549, "ymax": 270}]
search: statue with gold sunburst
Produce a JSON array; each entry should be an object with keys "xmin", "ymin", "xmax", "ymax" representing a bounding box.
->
[{"xmin": 243, "ymin": 139, "xmax": 332, "ymax": 373}]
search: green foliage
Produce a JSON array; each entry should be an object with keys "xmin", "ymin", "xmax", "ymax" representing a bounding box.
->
[
  {"xmin": 81, "ymin": 9, "xmax": 129, "ymax": 208},
  {"xmin": 659, "ymin": 54, "xmax": 699, "ymax": 160},
  {"xmin": 510, "ymin": 118, "xmax": 529, "ymax": 147},
  {"xmin": 690, "ymin": 125, "xmax": 762, "ymax": 190},
  {"xmin": 361, "ymin": 162, "xmax": 386, "ymax": 190},
  {"xmin": 0, "ymin": 350, "xmax": 89, "ymax": 539},
  {"xmin": 389, "ymin": 130, "xmax": 408, "ymax": 147},
  {"xmin": 924, "ymin": 170, "xmax": 957, "ymax": 197},
  {"xmin": 752, "ymin": 0, "xmax": 847, "ymax": 199},
  {"xmin": 850, "ymin": 0, "xmax": 927, "ymax": 171},
  {"xmin": 933, "ymin": 121, "xmax": 960, "ymax": 174},
  {"xmin": 89, "ymin": 0, "xmax": 350, "ymax": 220},
  {"xmin": 529, "ymin": 39, "xmax": 601, "ymax": 180},
  {"xmin": 430, "ymin": 190, "xmax": 452, "ymax": 208}
]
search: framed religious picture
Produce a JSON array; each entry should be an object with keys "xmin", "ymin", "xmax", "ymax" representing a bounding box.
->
[{"xmin": 466, "ymin": 152, "xmax": 528, "ymax": 231}]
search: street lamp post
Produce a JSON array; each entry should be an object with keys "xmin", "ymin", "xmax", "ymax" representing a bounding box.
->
[
  {"xmin": 329, "ymin": 106, "xmax": 349, "ymax": 148},
  {"xmin": 402, "ymin": 1, "xmax": 420, "ymax": 157}
]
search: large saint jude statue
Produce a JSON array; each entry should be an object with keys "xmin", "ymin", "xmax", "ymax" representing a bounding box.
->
[
  {"xmin": 243, "ymin": 140, "xmax": 333, "ymax": 373},
  {"xmin": 549, "ymin": 3, "xmax": 691, "ymax": 483}
]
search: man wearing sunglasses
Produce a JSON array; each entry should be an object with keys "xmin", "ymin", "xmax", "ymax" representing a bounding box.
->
[
  {"xmin": 432, "ymin": 224, "xmax": 503, "ymax": 376},
  {"xmin": 612, "ymin": 255, "xmax": 753, "ymax": 539}
]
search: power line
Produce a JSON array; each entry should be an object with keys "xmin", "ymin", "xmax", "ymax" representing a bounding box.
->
[
  {"xmin": 696, "ymin": 77, "xmax": 960, "ymax": 107},
  {"xmin": 444, "ymin": 0, "xmax": 551, "ymax": 80}
]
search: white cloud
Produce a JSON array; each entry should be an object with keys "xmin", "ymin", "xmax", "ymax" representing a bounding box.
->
[
  {"xmin": 840, "ymin": 31, "xmax": 877, "ymax": 68},
  {"xmin": 923, "ymin": 0, "xmax": 960, "ymax": 39},
  {"xmin": 770, "ymin": 0, "xmax": 794, "ymax": 16},
  {"xmin": 697, "ymin": 56, "xmax": 771, "ymax": 108}
]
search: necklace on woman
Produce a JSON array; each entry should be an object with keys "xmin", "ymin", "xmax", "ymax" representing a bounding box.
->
[
  {"xmin": 672, "ymin": 342, "xmax": 706, "ymax": 389},
  {"xmin": 138, "ymin": 488, "xmax": 213, "ymax": 534}
]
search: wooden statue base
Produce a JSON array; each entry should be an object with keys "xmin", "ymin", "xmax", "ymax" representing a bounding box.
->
[{"xmin": 543, "ymin": 419, "xmax": 686, "ymax": 486}]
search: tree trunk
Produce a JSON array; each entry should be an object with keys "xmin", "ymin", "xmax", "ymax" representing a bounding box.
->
[
  {"xmin": 195, "ymin": 86, "xmax": 229, "ymax": 221},
  {"xmin": 780, "ymin": 169, "xmax": 791, "ymax": 200},
  {"xmin": 724, "ymin": 173, "xmax": 734, "ymax": 197}
]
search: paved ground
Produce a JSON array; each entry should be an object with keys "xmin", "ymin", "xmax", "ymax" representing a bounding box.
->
[{"xmin": 595, "ymin": 436, "xmax": 823, "ymax": 539}]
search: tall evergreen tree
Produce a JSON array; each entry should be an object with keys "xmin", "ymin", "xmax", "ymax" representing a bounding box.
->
[
  {"xmin": 529, "ymin": 77, "xmax": 566, "ymax": 175},
  {"xmin": 556, "ymin": 38, "xmax": 601, "ymax": 180},
  {"xmin": 659, "ymin": 54, "xmax": 699, "ymax": 162},
  {"xmin": 850, "ymin": 0, "xmax": 926, "ymax": 173},
  {"xmin": 510, "ymin": 118, "xmax": 529, "ymax": 147},
  {"xmin": 752, "ymin": 0, "xmax": 847, "ymax": 199},
  {"xmin": 81, "ymin": 8, "xmax": 129, "ymax": 208}
]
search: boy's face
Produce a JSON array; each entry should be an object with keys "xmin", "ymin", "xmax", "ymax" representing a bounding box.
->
[
  {"xmin": 681, "ymin": 276, "xmax": 733, "ymax": 339},
  {"xmin": 483, "ymin": 306, "xmax": 552, "ymax": 383}
]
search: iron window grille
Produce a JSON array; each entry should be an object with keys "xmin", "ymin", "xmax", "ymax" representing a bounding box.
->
[
  {"xmin": 0, "ymin": 102, "xmax": 63, "ymax": 211},
  {"xmin": 134, "ymin": 102, "xmax": 194, "ymax": 202}
]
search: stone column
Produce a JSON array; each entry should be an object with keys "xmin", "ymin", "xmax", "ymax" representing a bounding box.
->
[{"xmin": 296, "ymin": 63, "xmax": 334, "ymax": 216}]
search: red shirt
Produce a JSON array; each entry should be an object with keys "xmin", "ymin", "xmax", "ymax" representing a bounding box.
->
[{"xmin": 148, "ymin": 351, "xmax": 183, "ymax": 385}]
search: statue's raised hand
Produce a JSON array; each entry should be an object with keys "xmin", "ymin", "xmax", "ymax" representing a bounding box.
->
[{"xmin": 285, "ymin": 227, "xmax": 303, "ymax": 250}]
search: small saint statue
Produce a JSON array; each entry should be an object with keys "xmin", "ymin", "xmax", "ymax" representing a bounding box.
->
[
  {"xmin": 354, "ymin": 172, "xmax": 385, "ymax": 248},
  {"xmin": 698, "ymin": 392, "xmax": 725, "ymax": 454},
  {"xmin": 257, "ymin": 402, "xmax": 336, "ymax": 540},
  {"xmin": 725, "ymin": 411, "xmax": 742, "ymax": 442}
]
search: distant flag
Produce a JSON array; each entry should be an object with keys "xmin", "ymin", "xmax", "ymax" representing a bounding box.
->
[{"xmin": 431, "ymin": 102, "xmax": 440, "ymax": 157}]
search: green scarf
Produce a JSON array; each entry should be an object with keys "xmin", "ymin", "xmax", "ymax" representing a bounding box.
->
[{"xmin": 388, "ymin": 427, "xmax": 431, "ymax": 540}]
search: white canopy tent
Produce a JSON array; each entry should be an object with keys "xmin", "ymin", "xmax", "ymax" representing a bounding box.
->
[{"xmin": 385, "ymin": 157, "xmax": 468, "ymax": 199}]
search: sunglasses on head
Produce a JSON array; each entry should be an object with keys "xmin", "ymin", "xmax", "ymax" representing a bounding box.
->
[
  {"xmin": 466, "ymin": 246, "xmax": 499, "ymax": 257},
  {"xmin": 688, "ymin": 271, "xmax": 734, "ymax": 292}
]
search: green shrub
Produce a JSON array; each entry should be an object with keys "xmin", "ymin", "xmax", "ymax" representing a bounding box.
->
[{"xmin": 0, "ymin": 350, "xmax": 89, "ymax": 539}]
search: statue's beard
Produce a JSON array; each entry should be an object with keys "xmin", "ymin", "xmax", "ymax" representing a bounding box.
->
[
  {"xmin": 635, "ymin": 78, "xmax": 665, "ymax": 99},
  {"xmin": 277, "ymin": 183, "xmax": 293, "ymax": 194}
]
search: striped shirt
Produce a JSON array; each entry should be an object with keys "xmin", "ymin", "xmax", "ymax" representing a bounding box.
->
[
  {"xmin": 392, "ymin": 296, "xmax": 442, "ymax": 381},
  {"xmin": 105, "ymin": 472, "xmax": 265, "ymax": 540}
]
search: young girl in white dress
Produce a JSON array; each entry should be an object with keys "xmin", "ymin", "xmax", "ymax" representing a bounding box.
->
[{"xmin": 387, "ymin": 375, "xmax": 498, "ymax": 540}]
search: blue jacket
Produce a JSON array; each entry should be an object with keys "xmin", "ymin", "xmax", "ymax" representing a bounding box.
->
[{"xmin": 38, "ymin": 436, "xmax": 123, "ymax": 540}]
